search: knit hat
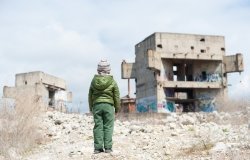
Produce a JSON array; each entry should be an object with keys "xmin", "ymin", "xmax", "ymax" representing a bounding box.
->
[{"xmin": 97, "ymin": 59, "xmax": 111, "ymax": 74}]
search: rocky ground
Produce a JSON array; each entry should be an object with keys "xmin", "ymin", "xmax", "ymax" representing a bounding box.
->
[{"xmin": 11, "ymin": 108, "xmax": 250, "ymax": 160}]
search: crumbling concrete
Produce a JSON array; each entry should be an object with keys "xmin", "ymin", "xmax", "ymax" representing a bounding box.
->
[
  {"xmin": 3, "ymin": 71, "xmax": 72, "ymax": 112},
  {"xmin": 122, "ymin": 32, "xmax": 244, "ymax": 113}
]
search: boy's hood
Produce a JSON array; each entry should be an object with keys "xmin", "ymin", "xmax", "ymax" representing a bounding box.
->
[{"xmin": 91, "ymin": 75, "xmax": 113, "ymax": 90}]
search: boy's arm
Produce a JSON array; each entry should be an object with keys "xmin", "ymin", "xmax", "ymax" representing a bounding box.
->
[
  {"xmin": 88, "ymin": 86, "xmax": 93, "ymax": 112},
  {"xmin": 113, "ymin": 81, "xmax": 120, "ymax": 113}
]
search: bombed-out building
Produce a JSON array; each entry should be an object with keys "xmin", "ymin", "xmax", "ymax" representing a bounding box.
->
[
  {"xmin": 121, "ymin": 32, "xmax": 244, "ymax": 113},
  {"xmin": 3, "ymin": 71, "xmax": 72, "ymax": 111}
]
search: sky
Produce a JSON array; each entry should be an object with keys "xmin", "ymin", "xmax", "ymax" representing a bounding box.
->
[{"xmin": 0, "ymin": 0, "xmax": 249, "ymax": 112}]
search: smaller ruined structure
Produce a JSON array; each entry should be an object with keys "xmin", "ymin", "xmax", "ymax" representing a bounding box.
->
[
  {"xmin": 120, "ymin": 78, "xmax": 136, "ymax": 113},
  {"xmin": 3, "ymin": 71, "xmax": 72, "ymax": 112},
  {"xmin": 121, "ymin": 95, "xmax": 136, "ymax": 113}
]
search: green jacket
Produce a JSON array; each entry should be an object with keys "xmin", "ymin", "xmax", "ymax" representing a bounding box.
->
[{"xmin": 88, "ymin": 74, "xmax": 120, "ymax": 113}]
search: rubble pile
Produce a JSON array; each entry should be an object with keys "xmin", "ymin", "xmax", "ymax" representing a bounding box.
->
[{"xmin": 23, "ymin": 110, "xmax": 249, "ymax": 160}]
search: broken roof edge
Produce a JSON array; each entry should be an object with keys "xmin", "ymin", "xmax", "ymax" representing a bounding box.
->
[
  {"xmin": 15, "ymin": 71, "xmax": 44, "ymax": 76},
  {"xmin": 135, "ymin": 32, "xmax": 225, "ymax": 47},
  {"xmin": 15, "ymin": 71, "xmax": 65, "ymax": 80},
  {"xmin": 15, "ymin": 71, "xmax": 67, "ymax": 89},
  {"xmin": 154, "ymin": 32, "xmax": 224, "ymax": 37}
]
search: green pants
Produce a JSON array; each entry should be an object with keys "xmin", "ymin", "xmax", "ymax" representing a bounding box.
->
[{"xmin": 93, "ymin": 103, "xmax": 115, "ymax": 150}]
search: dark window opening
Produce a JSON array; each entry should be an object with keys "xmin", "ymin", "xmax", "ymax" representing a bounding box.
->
[
  {"xmin": 183, "ymin": 103, "xmax": 195, "ymax": 112},
  {"xmin": 172, "ymin": 63, "xmax": 192, "ymax": 81},
  {"xmin": 185, "ymin": 64, "xmax": 193, "ymax": 81},
  {"xmin": 48, "ymin": 90, "xmax": 55, "ymax": 106},
  {"xmin": 221, "ymin": 47, "xmax": 225, "ymax": 51},
  {"xmin": 173, "ymin": 65, "xmax": 178, "ymax": 81},
  {"xmin": 202, "ymin": 71, "xmax": 207, "ymax": 81},
  {"xmin": 25, "ymin": 81, "xmax": 27, "ymax": 85},
  {"xmin": 200, "ymin": 38, "xmax": 205, "ymax": 42},
  {"xmin": 200, "ymin": 49, "xmax": 206, "ymax": 53},
  {"xmin": 157, "ymin": 44, "xmax": 162, "ymax": 48},
  {"xmin": 164, "ymin": 88, "xmax": 195, "ymax": 112},
  {"xmin": 191, "ymin": 46, "xmax": 194, "ymax": 50},
  {"xmin": 187, "ymin": 75, "xmax": 193, "ymax": 81}
]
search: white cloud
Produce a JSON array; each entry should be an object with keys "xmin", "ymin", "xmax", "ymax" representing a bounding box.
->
[{"xmin": 0, "ymin": 0, "xmax": 250, "ymax": 112}]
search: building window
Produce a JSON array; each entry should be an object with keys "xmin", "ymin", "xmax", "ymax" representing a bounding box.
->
[
  {"xmin": 157, "ymin": 44, "xmax": 162, "ymax": 48},
  {"xmin": 49, "ymin": 90, "xmax": 55, "ymax": 106},
  {"xmin": 173, "ymin": 65, "xmax": 177, "ymax": 81},
  {"xmin": 200, "ymin": 49, "xmax": 206, "ymax": 53},
  {"xmin": 200, "ymin": 38, "xmax": 205, "ymax": 42}
]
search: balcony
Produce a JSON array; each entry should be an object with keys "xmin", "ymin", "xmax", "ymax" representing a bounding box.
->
[
  {"xmin": 161, "ymin": 81, "xmax": 222, "ymax": 89},
  {"xmin": 161, "ymin": 52, "xmax": 223, "ymax": 61}
]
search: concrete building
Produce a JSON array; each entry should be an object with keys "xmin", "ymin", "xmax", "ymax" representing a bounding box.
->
[
  {"xmin": 3, "ymin": 71, "xmax": 72, "ymax": 111},
  {"xmin": 121, "ymin": 32, "xmax": 244, "ymax": 113}
]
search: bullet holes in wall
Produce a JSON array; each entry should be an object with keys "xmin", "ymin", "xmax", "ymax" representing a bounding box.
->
[
  {"xmin": 157, "ymin": 44, "xmax": 162, "ymax": 48},
  {"xmin": 200, "ymin": 49, "xmax": 206, "ymax": 53},
  {"xmin": 200, "ymin": 38, "xmax": 205, "ymax": 42}
]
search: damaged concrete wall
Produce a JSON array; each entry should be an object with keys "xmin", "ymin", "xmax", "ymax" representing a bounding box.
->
[
  {"xmin": 4, "ymin": 84, "xmax": 47, "ymax": 100},
  {"xmin": 134, "ymin": 35, "xmax": 158, "ymax": 112},
  {"xmin": 15, "ymin": 71, "xmax": 67, "ymax": 89},
  {"xmin": 122, "ymin": 32, "xmax": 244, "ymax": 113},
  {"xmin": 155, "ymin": 32, "xmax": 225, "ymax": 56},
  {"xmin": 3, "ymin": 71, "xmax": 72, "ymax": 112}
]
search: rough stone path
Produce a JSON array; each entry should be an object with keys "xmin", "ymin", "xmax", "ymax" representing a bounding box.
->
[{"xmin": 21, "ymin": 110, "xmax": 250, "ymax": 160}]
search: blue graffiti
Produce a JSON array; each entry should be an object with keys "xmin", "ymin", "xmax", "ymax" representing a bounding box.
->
[
  {"xmin": 166, "ymin": 101, "xmax": 175, "ymax": 112},
  {"xmin": 197, "ymin": 95, "xmax": 215, "ymax": 112},
  {"xmin": 194, "ymin": 73, "xmax": 221, "ymax": 82},
  {"xmin": 137, "ymin": 102, "xmax": 157, "ymax": 112}
]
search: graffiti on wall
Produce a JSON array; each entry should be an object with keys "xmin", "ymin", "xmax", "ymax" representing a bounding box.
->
[
  {"xmin": 157, "ymin": 99, "xmax": 175, "ymax": 113},
  {"xmin": 137, "ymin": 96, "xmax": 157, "ymax": 112},
  {"xmin": 197, "ymin": 95, "xmax": 215, "ymax": 112},
  {"xmin": 194, "ymin": 73, "xmax": 222, "ymax": 82}
]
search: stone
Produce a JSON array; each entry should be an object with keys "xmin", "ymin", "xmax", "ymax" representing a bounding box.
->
[
  {"xmin": 171, "ymin": 132, "xmax": 178, "ymax": 136},
  {"xmin": 169, "ymin": 123, "xmax": 176, "ymax": 129},
  {"xmin": 166, "ymin": 116, "xmax": 176, "ymax": 123},
  {"xmin": 21, "ymin": 110, "xmax": 250, "ymax": 160},
  {"xmin": 54, "ymin": 120, "xmax": 63, "ymax": 125},
  {"xmin": 180, "ymin": 115, "xmax": 196, "ymax": 125},
  {"xmin": 210, "ymin": 142, "xmax": 228, "ymax": 153}
]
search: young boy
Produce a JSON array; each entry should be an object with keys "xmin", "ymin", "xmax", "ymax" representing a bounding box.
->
[{"xmin": 88, "ymin": 59, "xmax": 120, "ymax": 154}]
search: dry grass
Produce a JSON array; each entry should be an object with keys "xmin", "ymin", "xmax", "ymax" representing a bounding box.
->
[
  {"xmin": 0, "ymin": 96, "xmax": 44, "ymax": 160},
  {"xmin": 183, "ymin": 140, "xmax": 214, "ymax": 156}
]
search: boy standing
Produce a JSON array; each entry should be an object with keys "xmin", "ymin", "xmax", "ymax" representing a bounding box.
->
[{"xmin": 88, "ymin": 60, "xmax": 120, "ymax": 154}]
